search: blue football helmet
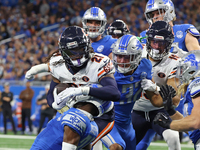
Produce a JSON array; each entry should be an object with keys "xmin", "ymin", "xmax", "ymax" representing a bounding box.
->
[
  {"xmin": 82, "ymin": 7, "xmax": 107, "ymax": 39},
  {"xmin": 58, "ymin": 26, "xmax": 90, "ymax": 68},
  {"xmin": 176, "ymin": 50, "xmax": 200, "ymax": 85},
  {"xmin": 145, "ymin": 0, "xmax": 176, "ymax": 25},
  {"xmin": 112, "ymin": 34, "xmax": 143, "ymax": 73}
]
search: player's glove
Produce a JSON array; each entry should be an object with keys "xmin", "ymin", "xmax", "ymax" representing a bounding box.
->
[
  {"xmin": 141, "ymin": 79, "xmax": 160, "ymax": 94},
  {"xmin": 52, "ymin": 88, "xmax": 72, "ymax": 110},
  {"xmin": 153, "ymin": 112, "xmax": 172, "ymax": 129},
  {"xmin": 160, "ymin": 85, "xmax": 176, "ymax": 116}
]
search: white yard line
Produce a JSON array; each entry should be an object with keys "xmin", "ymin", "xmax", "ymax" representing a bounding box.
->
[
  {"xmin": 150, "ymin": 142, "xmax": 194, "ymax": 148},
  {"xmin": 0, "ymin": 135, "xmax": 36, "ymax": 139}
]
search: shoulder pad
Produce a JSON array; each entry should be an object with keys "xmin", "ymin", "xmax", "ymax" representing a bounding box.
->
[
  {"xmin": 187, "ymin": 26, "xmax": 200, "ymax": 38},
  {"xmin": 189, "ymin": 78, "xmax": 200, "ymax": 97}
]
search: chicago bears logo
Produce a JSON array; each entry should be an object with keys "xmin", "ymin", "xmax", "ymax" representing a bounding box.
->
[
  {"xmin": 103, "ymin": 62, "xmax": 112, "ymax": 73},
  {"xmin": 82, "ymin": 76, "xmax": 90, "ymax": 82},
  {"xmin": 158, "ymin": 72, "xmax": 166, "ymax": 78}
]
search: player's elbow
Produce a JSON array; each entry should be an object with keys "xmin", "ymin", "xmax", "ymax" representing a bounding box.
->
[
  {"xmin": 111, "ymin": 89, "xmax": 121, "ymax": 102},
  {"xmin": 151, "ymin": 96, "xmax": 163, "ymax": 107}
]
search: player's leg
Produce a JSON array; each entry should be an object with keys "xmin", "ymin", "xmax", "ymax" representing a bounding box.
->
[
  {"xmin": 131, "ymin": 110, "xmax": 151, "ymax": 144},
  {"xmin": 101, "ymin": 125, "xmax": 125, "ymax": 150},
  {"xmin": 136, "ymin": 129, "xmax": 156, "ymax": 150},
  {"xmin": 116, "ymin": 122, "xmax": 136, "ymax": 150},
  {"xmin": 92, "ymin": 108, "xmax": 115, "ymax": 149},
  {"xmin": 151, "ymin": 109, "xmax": 181, "ymax": 150}
]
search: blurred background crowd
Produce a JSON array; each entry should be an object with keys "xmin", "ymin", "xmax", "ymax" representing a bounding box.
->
[{"xmin": 0, "ymin": 0, "xmax": 200, "ymax": 82}]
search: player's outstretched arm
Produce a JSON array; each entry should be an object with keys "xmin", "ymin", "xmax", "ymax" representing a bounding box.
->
[{"xmin": 25, "ymin": 63, "xmax": 50, "ymax": 80}]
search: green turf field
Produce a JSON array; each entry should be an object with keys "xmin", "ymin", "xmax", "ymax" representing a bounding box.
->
[{"xmin": 0, "ymin": 131, "xmax": 194, "ymax": 150}]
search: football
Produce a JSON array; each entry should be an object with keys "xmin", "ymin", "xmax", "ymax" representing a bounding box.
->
[{"xmin": 55, "ymin": 83, "xmax": 70, "ymax": 94}]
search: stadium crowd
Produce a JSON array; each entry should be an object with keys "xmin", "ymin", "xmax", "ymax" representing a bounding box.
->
[{"xmin": 0, "ymin": 0, "xmax": 200, "ymax": 81}]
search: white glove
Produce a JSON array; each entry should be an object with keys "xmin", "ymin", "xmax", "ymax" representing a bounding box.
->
[
  {"xmin": 141, "ymin": 79, "xmax": 160, "ymax": 94},
  {"xmin": 54, "ymin": 87, "xmax": 89, "ymax": 108},
  {"xmin": 52, "ymin": 88, "xmax": 70, "ymax": 110}
]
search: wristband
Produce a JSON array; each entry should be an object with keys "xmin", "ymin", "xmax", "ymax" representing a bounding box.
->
[
  {"xmin": 62, "ymin": 142, "xmax": 77, "ymax": 150},
  {"xmin": 167, "ymin": 108, "xmax": 176, "ymax": 116}
]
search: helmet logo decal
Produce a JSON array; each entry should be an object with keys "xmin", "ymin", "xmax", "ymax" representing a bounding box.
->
[
  {"xmin": 91, "ymin": 7, "xmax": 99, "ymax": 17},
  {"xmin": 176, "ymin": 31, "xmax": 183, "ymax": 38},
  {"xmin": 154, "ymin": 35, "xmax": 164, "ymax": 40},
  {"xmin": 184, "ymin": 54, "xmax": 200, "ymax": 69},
  {"xmin": 136, "ymin": 40, "xmax": 143, "ymax": 50},
  {"xmin": 119, "ymin": 35, "xmax": 132, "ymax": 51},
  {"xmin": 97, "ymin": 45, "xmax": 104, "ymax": 52},
  {"xmin": 67, "ymin": 41, "xmax": 78, "ymax": 48}
]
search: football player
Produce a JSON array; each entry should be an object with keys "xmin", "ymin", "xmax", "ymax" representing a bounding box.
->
[
  {"xmin": 137, "ymin": 0, "xmax": 200, "ymax": 149},
  {"xmin": 82, "ymin": 7, "xmax": 117, "ymax": 60},
  {"xmin": 29, "ymin": 26, "xmax": 121, "ymax": 150},
  {"xmin": 101, "ymin": 34, "xmax": 164, "ymax": 150},
  {"xmin": 154, "ymin": 50, "xmax": 200, "ymax": 150},
  {"xmin": 132, "ymin": 21, "xmax": 182, "ymax": 150},
  {"xmin": 107, "ymin": 19, "xmax": 130, "ymax": 39}
]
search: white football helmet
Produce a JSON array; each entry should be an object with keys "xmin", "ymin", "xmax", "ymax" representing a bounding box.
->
[
  {"xmin": 145, "ymin": 0, "xmax": 176, "ymax": 25},
  {"xmin": 176, "ymin": 50, "xmax": 200, "ymax": 85},
  {"xmin": 112, "ymin": 34, "xmax": 143, "ymax": 73},
  {"xmin": 82, "ymin": 7, "xmax": 107, "ymax": 39}
]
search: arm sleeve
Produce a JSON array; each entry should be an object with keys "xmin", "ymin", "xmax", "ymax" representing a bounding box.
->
[
  {"xmin": 89, "ymin": 77, "xmax": 121, "ymax": 101},
  {"xmin": 46, "ymin": 80, "xmax": 59, "ymax": 108}
]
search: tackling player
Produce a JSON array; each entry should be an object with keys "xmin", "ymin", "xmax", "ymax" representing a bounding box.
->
[
  {"xmin": 154, "ymin": 50, "xmax": 200, "ymax": 149},
  {"xmin": 101, "ymin": 34, "xmax": 164, "ymax": 150}
]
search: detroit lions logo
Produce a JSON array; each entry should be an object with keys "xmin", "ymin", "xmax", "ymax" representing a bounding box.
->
[
  {"xmin": 70, "ymin": 115, "xmax": 81, "ymax": 124},
  {"xmin": 97, "ymin": 45, "xmax": 104, "ymax": 52},
  {"xmin": 176, "ymin": 31, "xmax": 183, "ymax": 38}
]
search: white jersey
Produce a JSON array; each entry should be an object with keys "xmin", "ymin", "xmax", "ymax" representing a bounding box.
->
[
  {"xmin": 49, "ymin": 52, "xmax": 115, "ymax": 117},
  {"xmin": 133, "ymin": 48, "xmax": 181, "ymax": 111}
]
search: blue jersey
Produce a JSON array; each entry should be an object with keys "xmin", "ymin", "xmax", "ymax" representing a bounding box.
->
[
  {"xmin": 183, "ymin": 77, "xmax": 200, "ymax": 144},
  {"xmin": 92, "ymin": 35, "xmax": 117, "ymax": 56},
  {"xmin": 114, "ymin": 58, "xmax": 152, "ymax": 124},
  {"xmin": 31, "ymin": 108, "xmax": 98, "ymax": 150},
  {"xmin": 140, "ymin": 24, "xmax": 200, "ymax": 52}
]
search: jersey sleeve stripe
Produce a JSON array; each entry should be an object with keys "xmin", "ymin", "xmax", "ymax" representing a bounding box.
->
[
  {"xmin": 91, "ymin": 121, "xmax": 115, "ymax": 146},
  {"xmin": 98, "ymin": 69, "xmax": 105, "ymax": 77}
]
